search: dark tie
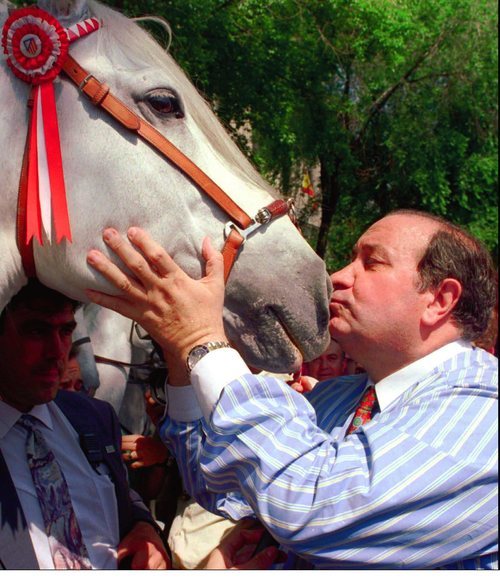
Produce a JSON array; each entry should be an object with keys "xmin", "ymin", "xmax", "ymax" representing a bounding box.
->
[
  {"xmin": 346, "ymin": 386, "xmax": 378, "ymax": 434},
  {"xmin": 17, "ymin": 414, "xmax": 92, "ymax": 570}
]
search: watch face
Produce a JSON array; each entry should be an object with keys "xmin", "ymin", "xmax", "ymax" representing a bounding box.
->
[
  {"xmin": 187, "ymin": 341, "xmax": 231, "ymax": 373},
  {"xmin": 188, "ymin": 345, "xmax": 209, "ymax": 370}
]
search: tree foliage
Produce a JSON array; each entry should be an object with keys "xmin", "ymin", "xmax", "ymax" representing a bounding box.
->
[
  {"xmin": 18, "ymin": 0, "xmax": 497, "ymax": 270},
  {"xmin": 107, "ymin": 0, "xmax": 497, "ymax": 270}
]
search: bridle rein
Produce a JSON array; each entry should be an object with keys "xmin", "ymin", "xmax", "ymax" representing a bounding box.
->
[{"xmin": 17, "ymin": 51, "xmax": 297, "ymax": 282}]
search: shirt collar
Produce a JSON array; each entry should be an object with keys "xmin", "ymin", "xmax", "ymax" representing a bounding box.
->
[
  {"xmin": 0, "ymin": 400, "xmax": 54, "ymax": 439},
  {"xmin": 371, "ymin": 340, "xmax": 473, "ymax": 411}
]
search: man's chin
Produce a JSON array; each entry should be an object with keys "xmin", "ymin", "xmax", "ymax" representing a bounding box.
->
[
  {"xmin": 329, "ymin": 318, "xmax": 347, "ymax": 337},
  {"xmin": 34, "ymin": 381, "xmax": 61, "ymax": 404}
]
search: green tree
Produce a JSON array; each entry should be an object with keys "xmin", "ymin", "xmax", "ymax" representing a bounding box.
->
[
  {"xmin": 110, "ymin": 0, "xmax": 496, "ymax": 269},
  {"xmin": 19, "ymin": 0, "xmax": 497, "ymax": 268}
]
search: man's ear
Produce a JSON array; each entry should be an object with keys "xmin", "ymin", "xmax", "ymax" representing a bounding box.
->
[{"xmin": 422, "ymin": 278, "xmax": 462, "ymax": 327}]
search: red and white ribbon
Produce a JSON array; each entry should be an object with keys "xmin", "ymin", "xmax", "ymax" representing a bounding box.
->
[
  {"xmin": 66, "ymin": 17, "xmax": 100, "ymax": 42},
  {"xmin": 2, "ymin": 8, "xmax": 100, "ymax": 245}
]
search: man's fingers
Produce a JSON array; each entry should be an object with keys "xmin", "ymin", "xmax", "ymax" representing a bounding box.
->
[
  {"xmin": 127, "ymin": 227, "xmax": 179, "ymax": 278},
  {"xmin": 220, "ymin": 527, "xmax": 263, "ymax": 558},
  {"xmin": 117, "ymin": 545, "xmax": 131, "ymax": 562},
  {"xmin": 85, "ymin": 288, "xmax": 137, "ymax": 320},
  {"xmin": 202, "ymin": 237, "xmax": 224, "ymax": 282},
  {"xmin": 236, "ymin": 546, "xmax": 281, "ymax": 570},
  {"xmin": 121, "ymin": 435, "xmax": 139, "ymax": 450},
  {"xmin": 86, "ymin": 248, "xmax": 143, "ymax": 300},
  {"xmin": 130, "ymin": 547, "xmax": 149, "ymax": 570},
  {"xmin": 99, "ymin": 228, "xmax": 162, "ymax": 287}
]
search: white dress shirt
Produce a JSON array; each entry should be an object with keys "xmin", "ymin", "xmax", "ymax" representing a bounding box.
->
[
  {"xmin": 0, "ymin": 400, "xmax": 120, "ymax": 569},
  {"xmin": 165, "ymin": 339, "xmax": 473, "ymax": 422}
]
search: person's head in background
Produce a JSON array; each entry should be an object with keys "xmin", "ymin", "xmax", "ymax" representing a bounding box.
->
[
  {"xmin": 60, "ymin": 344, "xmax": 84, "ymax": 392},
  {"xmin": 302, "ymin": 338, "xmax": 345, "ymax": 382}
]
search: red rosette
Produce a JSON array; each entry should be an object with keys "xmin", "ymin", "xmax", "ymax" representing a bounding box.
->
[{"xmin": 2, "ymin": 7, "xmax": 69, "ymax": 84}]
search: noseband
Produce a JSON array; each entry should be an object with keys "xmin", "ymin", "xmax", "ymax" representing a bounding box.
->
[{"xmin": 14, "ymin": 13, "xmax": 297, "ymax": 283}]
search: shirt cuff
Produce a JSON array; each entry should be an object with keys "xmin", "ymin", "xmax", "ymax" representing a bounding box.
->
[
  {"xmin": 165, "ymin": 383, "xmax": 203, "ymax": 422},
  {"xmin": 191, "ymin": 348, "xmax": 250, "ymax": 420}
]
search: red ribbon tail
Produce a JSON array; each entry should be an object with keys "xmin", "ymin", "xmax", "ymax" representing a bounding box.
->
[
  {"xmin": 40, "ymin": 82, "xmax": 72, "ymax": 243},
  {"xmin": 26, "ymin": 86, "xmax": 43, "ymax": 246}
]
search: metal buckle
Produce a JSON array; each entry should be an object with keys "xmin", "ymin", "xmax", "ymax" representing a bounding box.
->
[
  {"xmin": 224, "ymin": 199, "xmax": 296, "ymax": 245},
  {"xmin": 78, "ymin": 74, "xmax": 95, "ymax": 91},
  {"xmin": 254, "ymin": 207, "xmax": 272, "ymax": 224},
  {"xmin": 224, "ymin": 219, "xmax": 265, "ymax": 243}
]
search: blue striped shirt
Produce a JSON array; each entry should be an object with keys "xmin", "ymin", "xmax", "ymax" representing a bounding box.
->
[{"xmin": 159, "ymin": 344, "xmax": 498, "ymax": 569}]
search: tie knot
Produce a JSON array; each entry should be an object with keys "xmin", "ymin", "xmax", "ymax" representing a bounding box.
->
[
  {"xmin": 347, "ymin": 385, "xmax": 379, "ymax": 435},
  {"xmin": 17, "ymin": 413, "xmax": 38, "ymax": 431},
  {"xmin": 359, "ymin": 386, "xmax": 377, "ymax": 411}
]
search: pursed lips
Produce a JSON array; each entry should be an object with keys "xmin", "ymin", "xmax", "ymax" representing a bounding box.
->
[{"xmin": 329, "ymin": 298, "xmax": 349, "ymax": 315}]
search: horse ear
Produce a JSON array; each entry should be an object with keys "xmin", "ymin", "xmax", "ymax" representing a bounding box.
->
[{"xmin": 37, "ymin": 0, "xmax": 90, "ymax": 26}]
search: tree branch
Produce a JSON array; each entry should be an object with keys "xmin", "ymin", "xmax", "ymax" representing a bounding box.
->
[
  {"xmin": 356, "ymin": 26, "xmax": 453, "ymax": 143},
  {"xmin": 214, "ymin": 0, "xmax": 246, "ymax": 12},
  {"xmin": 407, "ymin": 71, "xmax": 462, "ymax": 83}
]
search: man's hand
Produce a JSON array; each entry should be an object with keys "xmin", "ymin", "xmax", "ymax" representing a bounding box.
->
[
  {"xmin": 287, "ymin": 375, "xmax": 318, "ymax": 394},
  {"xmin": 117, "ymin": 521, "xmax": 170, "ymax": 570},
  {"xmin": 204, "ymin": 522, "xmax": 285, "ymax": 570},
  {"xmin": 86, "ymin": 227, "xmax": 227, "ymax": 385},
  {"xmin": 121, "ymin": 434, "xmax": 169, "ymax": 469},
  {"xmin": 144, "ymin": 390, "xmax": 164, "ymax": 426}
]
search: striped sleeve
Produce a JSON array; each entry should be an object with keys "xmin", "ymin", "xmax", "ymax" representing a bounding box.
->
[{"xmin": 160, "ymin": 350, "xmax": 498, "ymax": 569}]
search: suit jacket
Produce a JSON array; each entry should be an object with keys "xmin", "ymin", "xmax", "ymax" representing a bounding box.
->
[{"xmin": 0, "ymin": 390, "xmax": 156, "ymax": 570}]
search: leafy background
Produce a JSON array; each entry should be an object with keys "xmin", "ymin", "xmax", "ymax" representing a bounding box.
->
[{"xmin": 16, "ymin": 0, "xmax": 498, "ymax": 272}]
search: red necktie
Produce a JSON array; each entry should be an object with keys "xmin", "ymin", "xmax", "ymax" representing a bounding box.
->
[{"xmin": 347, "ymin": 386, "xmax": 378, "ymax": 434}]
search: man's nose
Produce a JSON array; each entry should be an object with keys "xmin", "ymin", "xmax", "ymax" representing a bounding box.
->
[
  {"xmin": 45, "ymin": 332, "xmax": 68, "ymax": 359},
  {"xmin": 331, "ymin": 262, "xmax": 354, "ymax": 290}
]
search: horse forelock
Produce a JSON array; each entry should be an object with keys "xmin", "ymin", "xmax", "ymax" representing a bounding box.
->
[{"xmin": 87, "ymin": 0, "xmax": 275, "ymax": 199}]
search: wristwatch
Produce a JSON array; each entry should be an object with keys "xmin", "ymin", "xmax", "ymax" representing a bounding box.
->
[{"xmin": 186, "ymin": 340, "xmax": 231, "ymax": 374}]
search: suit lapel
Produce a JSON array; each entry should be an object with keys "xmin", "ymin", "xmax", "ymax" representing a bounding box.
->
[
  {"xmin": 0, "ymin": 449, "xmax": 39, "ymax": 569},
  {"xmin": 55, "ymin": 391, "xmax": 133, "ymax": 538}
]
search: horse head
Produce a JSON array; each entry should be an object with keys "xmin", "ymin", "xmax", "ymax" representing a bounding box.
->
[{"xmin": 0, "ymin": 0, "xmax": 331, "ymax": 372}]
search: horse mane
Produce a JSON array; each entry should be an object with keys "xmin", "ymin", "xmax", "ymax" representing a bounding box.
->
[{"xmin": 88, "ymin": 0, "xmax": 276, "ymax": 198}]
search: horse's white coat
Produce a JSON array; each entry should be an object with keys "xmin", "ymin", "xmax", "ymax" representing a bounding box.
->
[{"xmin": 0, "ymin": 0, "xmax": 331, "ymax": 374}]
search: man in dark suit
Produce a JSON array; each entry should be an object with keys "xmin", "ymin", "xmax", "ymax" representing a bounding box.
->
[{"xmin": 0, "ymin": 279, "xmax": 170, "ymax": 570}]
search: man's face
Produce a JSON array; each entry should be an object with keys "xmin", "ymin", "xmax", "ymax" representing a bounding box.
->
[
  {"xmin": 306, "ymin": 340, "xmax": 344, "ymax": 381},
  {"xmin": 0, "ymin": 302, "xmax": 76, "ymax": 411},
  {"xmin": 60, "ymin": 356, "xmax": 83, "ymax": 392},
  {"xmin": 329, "ymin": 214, "xmax": 438, "ymax": 367}
]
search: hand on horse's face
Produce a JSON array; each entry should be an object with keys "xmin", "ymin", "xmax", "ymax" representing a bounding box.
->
[{"xmin": 86, "ymin": 227, "xmax": 227, "ymax": 385}]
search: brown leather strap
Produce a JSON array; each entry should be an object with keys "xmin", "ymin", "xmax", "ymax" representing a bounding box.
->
[
  {"xmin": 17, "ymin": 55, "xmax": 291, "ymax": 282},
  {"xmin": 17, "ymin": 88, "xmax": 37, "ymax": 278},
  {"xmin": 221, "ymin": 228, "xmax": 245, "ymax": 283},
  {"xmin": 61, "ymin": 55, "xmax": 253, "ymax": 230},
  {"xmin": 263, "ymin": 199, "xmax": 290, "ymax": 220},
  {"xmin": 94, "ymin": 354, "xmax": 156, "ymax": 369}
]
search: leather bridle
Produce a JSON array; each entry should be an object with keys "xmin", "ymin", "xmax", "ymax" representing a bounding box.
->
[{"xmin": 17, "ymin": 52, "xmax": 297, "ymax": 283}]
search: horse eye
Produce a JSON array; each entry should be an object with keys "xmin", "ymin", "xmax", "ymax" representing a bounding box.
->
[{"xmin": 146, "ymin": 90, "xmax": 184, "ymax": 118}]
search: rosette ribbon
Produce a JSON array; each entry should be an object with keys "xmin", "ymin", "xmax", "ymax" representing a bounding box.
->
[{"xmin": 2, "ymin": 7, "xmax": 100, "ymax": 245}]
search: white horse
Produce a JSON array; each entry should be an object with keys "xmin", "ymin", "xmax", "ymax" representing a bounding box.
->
[{"xmin": 0, "ymin": 0, "xmax": 331, "ymax": 381}]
